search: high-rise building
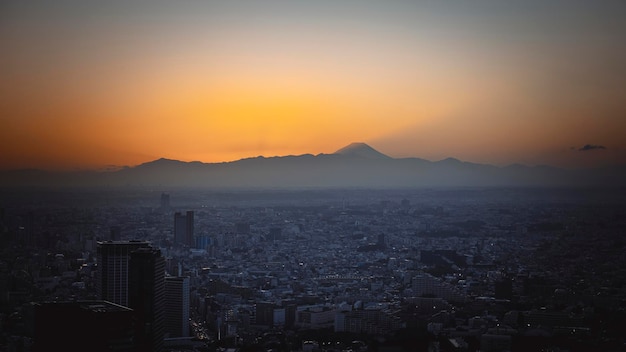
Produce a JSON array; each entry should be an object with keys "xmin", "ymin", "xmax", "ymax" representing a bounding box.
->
[
  {"xmin": 160, "ymin": 193, "xmax": 170, "ymax": 210},
  {"xmin": 377, "ymin": 233, "xmax": 387, "ymax": 249},
  {"xmin": 164, "ymin": 276, "xmax": 190, "ymax": 338},
  {"xmin": 129, "ymin": 247, "xmax": 165, "ymax": 352},
  {"xmin": 96, "ymin": 241, "xmax": 151, "ymax": 307},
  {"xmin": 174, "ymin": 211, "xmax": 194, "ymax": 246}
]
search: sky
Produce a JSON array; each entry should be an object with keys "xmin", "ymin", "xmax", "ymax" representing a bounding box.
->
[{"xmin": 1, "ymin": 0, "xmax": 625, "ymax": 170}]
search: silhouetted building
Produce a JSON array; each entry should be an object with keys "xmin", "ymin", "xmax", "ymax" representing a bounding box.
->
[
  {"xmin": 296, "ymin": 306, "xmax": 336, "ymax": 329},
  {"xmin": 164, "ymin": 276, "xmax": 190, "ymax": 338},
  {"xmin": 96, "ymin": 241, "xmax": 151, "ymax": 307},
  {"xmin": 174, "ymin": 211, "xmax": 194, "ymax": 246},
  {"xmin": 335, "ymin": 308, "xmax": 402, "ymax": 335},
  {"xmin": 284, "ymin": 301, "xmax": 297, "ymax": 329},
  {"xmin": 160, "ymin": 193, "xmax": 170, "ymax": 210},
  {"xmin": 255, "ymin": 302, "xmax": 275, "ymax": 327},
  {"xmin": 129, "ymin": 247, "xmax": 165, "ymax": 352},
  {"xmin": 32, "ymin": 300, "xmax": 135, "ymax": 352}
]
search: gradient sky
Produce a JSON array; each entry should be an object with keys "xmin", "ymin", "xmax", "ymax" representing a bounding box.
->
[{"xmin": 1, "ymin": 1, "xmax": 625, "ymax": 170}]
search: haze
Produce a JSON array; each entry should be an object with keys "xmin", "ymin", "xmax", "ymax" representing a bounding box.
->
[{"xmin": 1, "ymin": 1, "xmax": 625, "ymax": 171}]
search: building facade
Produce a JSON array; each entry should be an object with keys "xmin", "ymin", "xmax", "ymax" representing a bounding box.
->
[
  {"xmin": 129, "ymin": 247, "xmax": 166, "ymax": 352},
  {"xmin": 164, "ymin": 276, "xmax": 190, "ymax": 338},
  {"xmin": 96, "ymin": 241, "xmax": 151, "ymax": 307},
  {"xmin": 174, "ymin": 211, "xmax": 194, "ymax": 246}
]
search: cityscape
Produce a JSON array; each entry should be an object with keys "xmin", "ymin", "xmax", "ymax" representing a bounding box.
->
[
  {"xmin": 1, "ymin": 184, "xmax": 625, "ymax": 351},
  {"xmin": 2, "ymin": 1, "xmax": 626, "ymax": 351}
]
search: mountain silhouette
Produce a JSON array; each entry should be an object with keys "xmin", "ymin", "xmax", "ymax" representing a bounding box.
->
[
  {"xmin": 1, "ymin": 143, "xmax": 624, "ymax": 188},
  {"xmin": 334, "ymin": 142, "xmax": 392, "ymax": 159}
]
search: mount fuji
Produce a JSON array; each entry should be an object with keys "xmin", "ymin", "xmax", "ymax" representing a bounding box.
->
[{"xmin": 1, "ymin": 143, "xmax": 624, "ymax": 188}]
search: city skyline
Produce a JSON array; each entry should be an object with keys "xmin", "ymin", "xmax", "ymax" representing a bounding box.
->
[{"xmin": 2, "ymin": 1, "xmax": 626, "ymax": 171}]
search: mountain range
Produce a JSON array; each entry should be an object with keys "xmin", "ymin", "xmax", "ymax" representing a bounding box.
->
[{"xmin": 1, "ymin": 143, "xmax": 625, "ymax": 189}]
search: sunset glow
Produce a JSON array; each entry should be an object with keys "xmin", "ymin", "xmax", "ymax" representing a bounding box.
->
[{"xmin": 1, "ymin": 1, "xmax": 625, "ymax": 170}]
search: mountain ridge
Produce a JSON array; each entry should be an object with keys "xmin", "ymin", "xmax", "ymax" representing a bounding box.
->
[{"xmin": 1, "ymin": 143, "xmax": 625, "ymax": 188}]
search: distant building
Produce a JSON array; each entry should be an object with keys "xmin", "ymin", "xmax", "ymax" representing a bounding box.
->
[
  {"xmin": 174, "ymin": 211, "xmax": 194, "ymax": 246},
  {"xmin": 31, "ymin": 300, "xmax": 135, "ymax": 352},
  {"xmin": 335, "ymin": 308, "xmax": 402, "ymax": 335},
  {"xmin": 412, "ymin": 273, "xmax": 462, "ymax": 301},
  {"xmin": 96, "ymin": 241, "xmax": 151, "ymax": 307},
  {"xmin": 377, "ymin": 233, "xmax": 387, "ymax": 249},
  {"xmin": 283, "ymin": 300, "xmax": 297, "ymax": 329},
  {"xmin": 296, "ymin": 306, "xmax": 336, "ymax": 329},
  {"xmin": 160, "ymin": 193, "xmax": 170, "ymax": 210},
  {"xmin": 129, "ymin": 247, "xmax": 165, "ymax": 352},
  {"xmin": 195, "ymin": 234, "xmax": 211, "ymax": 250},
  {"xmin": 164, "ymin": 276, "xmax": 190, "ymax": 338},
  {"xmin": 255, "ymin": 302, "xmax": 275, "ymax": 327}
]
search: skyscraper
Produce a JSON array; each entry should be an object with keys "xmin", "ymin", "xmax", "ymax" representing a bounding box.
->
[
  {"xmin": 96, "ymin": 241, "xmax": 151, "ymax": 307},
  {"xmin": 160, "ymin": 193, "xmax": 170, "ymax": 210},
  {"xmin": 129, "ymin": 247, "xmax": 165, "ymax": 352},
  {"xmin": 164, "ymin": 276, "xmax": 190, "ymax": 338},
  {"xmin": 174, "ymin": 211, "xmax": 194, "ymax": 246},
  {"xmin": 377, "ymin": 233, "xmax": 387, "ymax": 249}
]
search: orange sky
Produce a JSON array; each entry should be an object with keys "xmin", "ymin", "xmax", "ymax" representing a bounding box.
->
[{"xmin": 1, "ymin": 1, "xmax": 625, "ymax": 170}]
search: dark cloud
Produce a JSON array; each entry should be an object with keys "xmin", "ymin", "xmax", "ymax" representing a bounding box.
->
[{"xmin": 578, "ymin": 144, "xmax": 606, "ymax": 152}]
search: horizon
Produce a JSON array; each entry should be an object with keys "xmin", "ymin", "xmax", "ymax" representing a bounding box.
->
[
  {"xmin": 2, "ymin": 141, "xmax": 624, "ymax": 173},
  {"xmin": 1, "ymin": 1, "xmax": 626, "ymax": 171}
]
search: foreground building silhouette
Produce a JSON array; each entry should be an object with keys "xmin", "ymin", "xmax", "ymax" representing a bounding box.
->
[
  {"xmin": 31, "ymin": 300, "xmax": 135, "ymax": 352},
  {"xmin": 90, "ymin": 241, "xmax": 166, "ymax": 352},
  {"xmin": 31, "ymin": 242, "xmax": 168, "ymax": 351},
  {"xmin": 96, "ymin": 240, "xmax": 152, "ymax": 307},
  {"xmin": 129, "ymin": 246, "xmax": 166, "ymax": 352},
  {"xmin": 164, "ymin": 276, "xmax": 190, "ymax": 338}
]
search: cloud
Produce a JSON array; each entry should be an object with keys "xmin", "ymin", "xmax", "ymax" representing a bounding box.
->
[{"xmin": 578, "ymin": 144, "xmax": 607, "ymax": 152}]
